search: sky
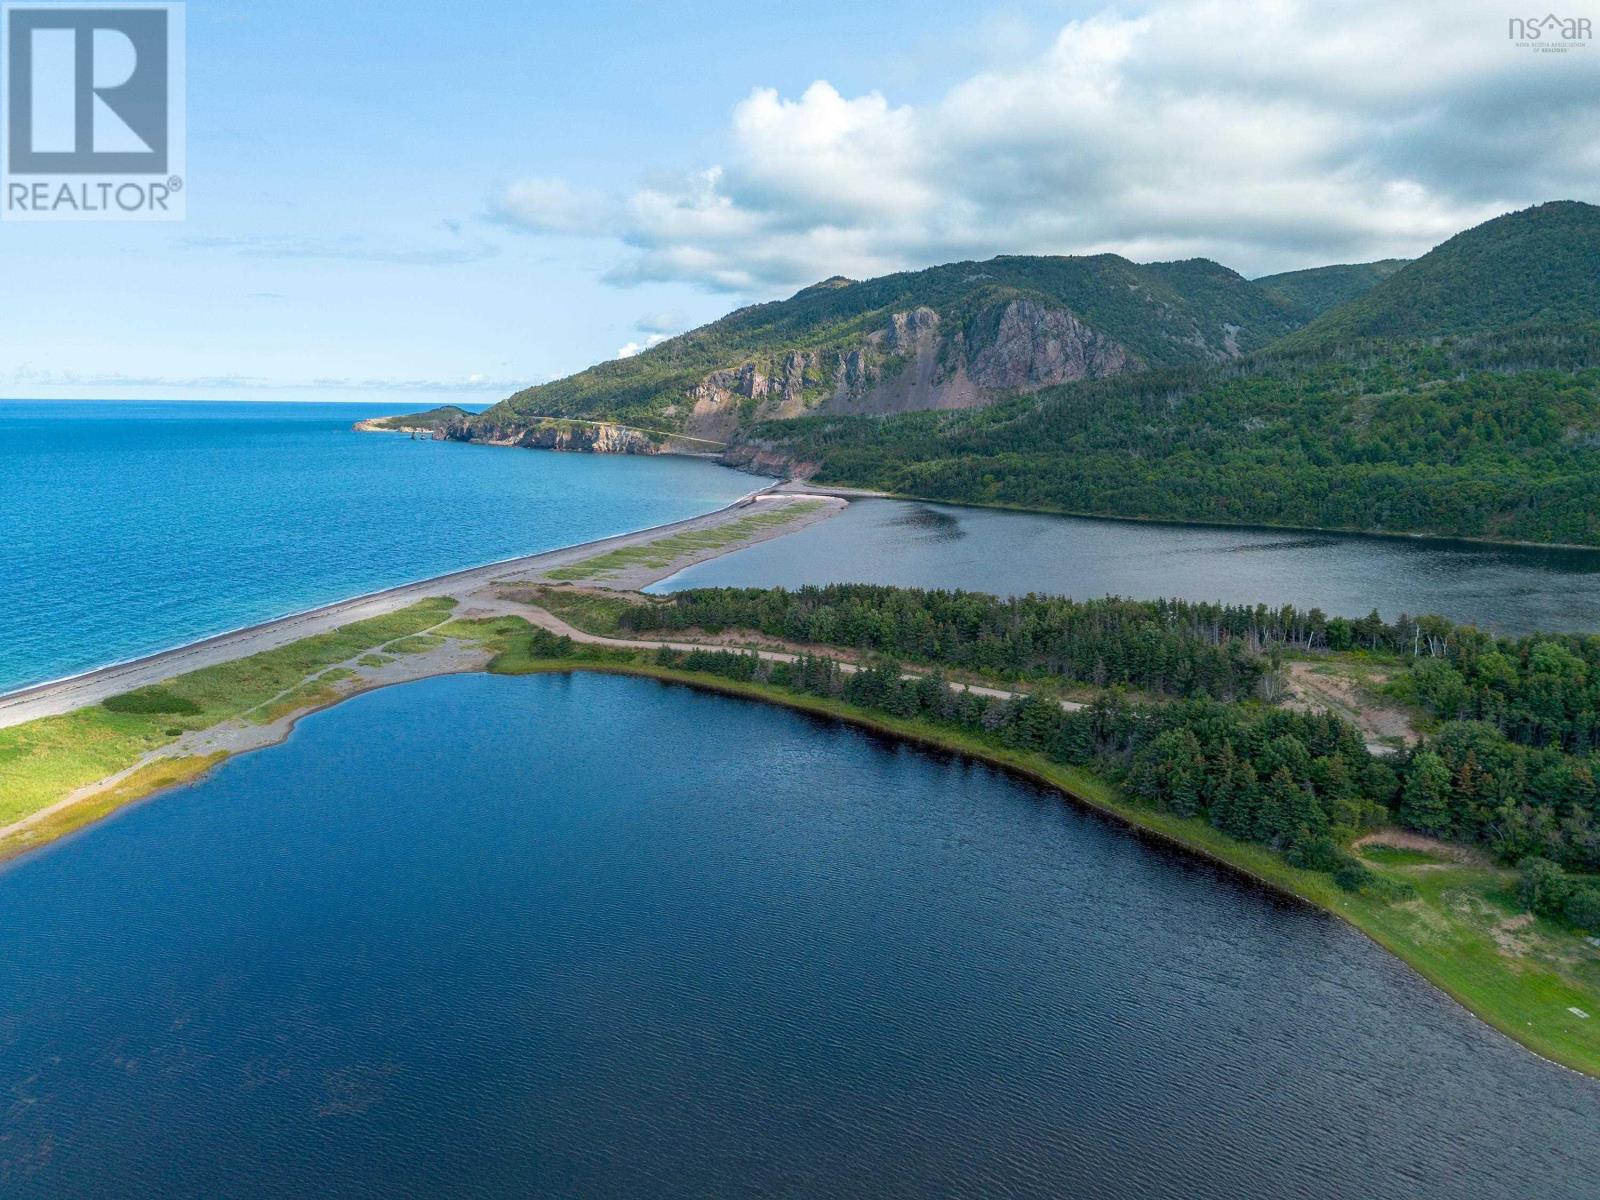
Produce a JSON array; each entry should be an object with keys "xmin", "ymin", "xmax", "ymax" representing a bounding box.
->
[{"xmin": 3, "ymin": 0, "xmax": 1595, "ymax": 403}]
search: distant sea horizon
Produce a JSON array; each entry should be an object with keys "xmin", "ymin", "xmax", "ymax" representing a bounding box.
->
[
  {"xmin": 0, "ymin": 396, "xmax": 491, "ymax": 407},
  {"xmin": 0, "ymin": 400, "xmax": 760, "ymax": 694}
]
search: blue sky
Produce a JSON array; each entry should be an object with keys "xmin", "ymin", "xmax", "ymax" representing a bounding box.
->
[{"xmin": 4, "ymin": 0, "xmax": 1593, "ymax": 402}]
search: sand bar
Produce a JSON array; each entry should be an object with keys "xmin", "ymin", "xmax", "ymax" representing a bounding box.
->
[{"xmin": 0, "ymin": 489, "xmax": 840, "ymax": 730}]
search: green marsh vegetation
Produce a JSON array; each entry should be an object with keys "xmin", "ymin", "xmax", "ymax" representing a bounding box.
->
[
  {"xmin": 543, "ymin": 502, "xmax": 823, "ymax": 582},
  {"xmin": 508, "ymin": 586, "xmax": 647, "ymax": 636},
  {"xmin": 6, "ymin": 579, "xmax": 1598, "ymax": 1074},
  {"xmin": 0, "ymin": 599, "xmax": 457, "ymax": 831}
]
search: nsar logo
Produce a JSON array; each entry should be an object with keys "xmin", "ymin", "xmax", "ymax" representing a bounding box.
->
[{"xmin": 1507, "ymin": 12, "xmax": 1592, "ymax": 51}]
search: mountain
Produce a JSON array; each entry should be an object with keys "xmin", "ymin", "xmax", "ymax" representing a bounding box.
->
[
  {"xmin": 1282, "ymin": 201, "xmax": 1600, "ymax": 345},
  {"xmin": 738, "ymin": 329, "xmax": 1600, "ymax": 544},
  {"xmin": 434, "ymin": 254, "xmax": 1302, "ymax": 448},
  {"xmin": 1252, "ymin": 260, "xmax": 1409, "ymax": 318},
  {"xmin": 372, "ymin": 200, "xmax": 1600, "ymax": 545},
  {"xmin": 733, "ymin": 202, "xmax": 1600, "ymax": 545}
]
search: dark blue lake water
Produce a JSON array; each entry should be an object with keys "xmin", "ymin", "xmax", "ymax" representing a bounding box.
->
[
  {"xmin": 1, "ymin": 673, "xmax": 1595, "ymax": 1199},
  {"xmin": 0, "ymin": 401, "xmax": 760, "ymax": 693}
]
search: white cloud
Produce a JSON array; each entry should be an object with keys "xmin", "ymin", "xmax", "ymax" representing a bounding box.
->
[
  {"xmin": 488, "ymin": 0, "xmax": 1599, "ymax": 290},
  {"xmin": 487, "ymin": 177, "xmax": 614, "ymax": 236},
  {"xmin": 614, "ymin": 333, "xmax": 670, "ymax": 359}
]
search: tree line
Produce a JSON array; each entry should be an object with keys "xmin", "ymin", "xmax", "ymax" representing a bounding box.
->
[
  {"xmin": 648, "ymin": 644, "xmax": 1404, "ymax": 899},
  {"xmin": 748, "ymin": 328, "xmax": 1600, "ymax": 546},
  {"xmin": 622, "ymin": 584, "xmax": 1600, "ymax": 901}
]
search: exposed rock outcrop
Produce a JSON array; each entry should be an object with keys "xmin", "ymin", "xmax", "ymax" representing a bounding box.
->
[
  {"xmin": 966, "ymin": 299, "xmax": 1132, "ymax": 389},
  {"xmin": 684, "ymin": 299, "xmax": 1136, "ymax": 438},
  {"xmin": 368, "ymin": 291, "xmax": 1144, "ymax": 464},
  {"xmin": 451, "ymin": 417, "xmax": 661, "ymax": 455}
]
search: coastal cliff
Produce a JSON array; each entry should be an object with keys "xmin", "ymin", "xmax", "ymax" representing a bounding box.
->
[
  {"xmin": 369, "ymin": 251, "xmax": 1298, "ymax": 463},
  {"xmin": 358, "ymin": 291, "xmax": 1154, "ymax": 471},
  {"xmin": 355, "ymin": 412, "xmax": 669, "ymax": 455},
  {"xmin": 452, "ymin": 417, "xmax": 662, "ymax": 455}
]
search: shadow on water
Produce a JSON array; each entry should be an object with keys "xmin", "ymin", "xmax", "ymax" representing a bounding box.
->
[
  {"xmin": 660, "ymin": 498, "xmax": 1600, "ymax": 635},
  {"xmin": 887, "ymin": 504, "xmax": 966, "ymax": 542}
]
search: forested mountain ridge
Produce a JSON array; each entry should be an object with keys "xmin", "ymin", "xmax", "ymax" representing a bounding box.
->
[
  {"xmin": 731, "ymin": 203, "xmax": 1600, "ymax": 545},
  {"xmin": 411, "ymin": 254, "xmax": 1306, "ymax": 447},
  {"xmin": 1280, "ymin": 201, "xmax": 1600, "ymax": 346},
  {"xmin": 1252, "ymin": 260, "xmax": 1409, "ymax": 318},
  {"xmin": 742, "ymin": 326, "xmax": 1600, "ymax": 544},
  {"xmin": 369, "ymin": 201, "xmax": 1600, "ymax": 544}
]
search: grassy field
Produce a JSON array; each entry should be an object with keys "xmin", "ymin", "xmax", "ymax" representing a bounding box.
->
[
  {"xmin": 1359, "ymin": 843, "xmax": 1448, "ymax": 867},
  {"xmin": 544, "ymin": 502, "xmax": 823, "ymax": 581},
  {"xmin": 507, "ymin": 586, "xmax": 650, "ymax": 635},
  {"xmin": 0, "ymin": 598, "xmax": 457, "ymax": 834}
]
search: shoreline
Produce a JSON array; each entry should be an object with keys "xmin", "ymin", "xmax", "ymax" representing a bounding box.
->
[
  {"xmin": 0, "ymin": 482, "xmax": 823, "ymax": 728},
  {"xmin": 391, "ymin": 428, "xmax": 1600, "ymax": 552},
  {"xmin": 579, "ymin": 664, "xmax": 1598, "ymax": 1081},
  {"xmin": 792, "ymin": 479, "xmax": 1600, "ymax": 554},
  {"xmin": 3, "ymin": 468, "xmax": 1596, "ymax": 1078},
  {"xmin": 18, "ymin": 648, "xmax": 1595, "ymax": 1080}
]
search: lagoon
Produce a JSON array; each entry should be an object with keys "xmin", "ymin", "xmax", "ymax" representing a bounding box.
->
[
  {"xmin": 0, "ymin": 671, "xmax": 1595, "ymax": 1199},
  {"xmin": 658, "ymin": 497, "xmax": 1600, "ymax": 635}
]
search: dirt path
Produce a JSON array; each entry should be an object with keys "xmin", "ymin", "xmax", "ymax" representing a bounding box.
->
[
  {"xmin": 1354, "ymin": 828, "xmax": 1493, "ymax": 866},
  {"xmin": 0, "ymin": 592, "xmax": 1079, "ymax": 855},
  {"xmin": 1283, "ymin": 660, "xmax": 1419, "ymax": 753},
  {"xmin": 514, "ymin": 603, "xmax": 1085, "ymax": 712},
  {"xmin": 0, "ymin": 622, "xmax": 494, "ymax": 847}
]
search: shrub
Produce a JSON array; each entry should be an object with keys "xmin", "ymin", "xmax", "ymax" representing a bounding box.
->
[
  {"xmin": 527, "ymin": 628, "xmax": 574, "ymax": 658},
  {"xmin": 103, "ymin": 687, "xmax": 200, "ymax": 716},
  {"xmin": 1333, "ymin": 863, "xmax": 1375, "ymax": 893}
]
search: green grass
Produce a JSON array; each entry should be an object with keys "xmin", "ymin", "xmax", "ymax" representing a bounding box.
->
[
  {"xmin": 544, "ymin": 503, "xmax": 822, "ymax": 581},
  {"xmin": 1359, "ymin": 843, "xmax": 1447, "ymax": 866},
  {"xmin": 102, "ymin": 686, "xmax": 202, "ymax": 716},
  {"xmin": 0, "ymin": 598, "xmax": 456, "ymax": 829},
  {"xmin": 514, "ymin": 586, "xmax": 649, "ymax": 635},
  {"xmin": 0, "ymin": 754, "xmax": 226, "ymax": 863},
  {"xmin": 6, "ymin": 605, "xmax": 1598, "ymax": 1078},
  {"xmin": 387, "ymin": 634, "xmax": 444, "ymax": 654}
]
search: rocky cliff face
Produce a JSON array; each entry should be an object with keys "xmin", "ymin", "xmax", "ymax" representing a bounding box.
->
[
  {"xmin": 371, "ymin": 290, "xmax": 1151, "ymax": 469},
  {"xmin": 966, "ymin": 299, "xmax": 1132, "ymax": 389},
  {"xmin": 680, "ymin": 298, "xmax": 1137, "ymax": 441},
  {"xmin": 446, "ymin": 417, "xmax": 661, "ymax": 455}
]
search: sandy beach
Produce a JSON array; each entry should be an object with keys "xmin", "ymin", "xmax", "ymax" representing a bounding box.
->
[{"xmin": 0, "ymin": 489, "xmax": 840, "ymax": 730}]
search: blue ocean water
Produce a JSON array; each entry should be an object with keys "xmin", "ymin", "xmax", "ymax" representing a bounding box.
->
[
  {"xmin": 0, "ymin": 401, "xmax": 761, "ymax": 693},
  {"xmin": 1, "ymin": 672, "xmax": 1595, "ymax": 1199}
]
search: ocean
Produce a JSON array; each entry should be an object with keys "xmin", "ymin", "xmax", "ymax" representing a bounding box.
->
[{"xmin": 0, "ymin": 400, "xmax": 760, "ymax": 694}]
